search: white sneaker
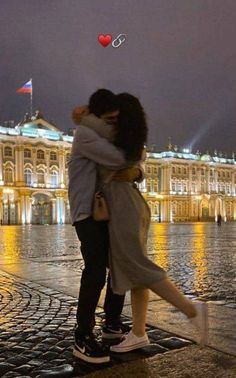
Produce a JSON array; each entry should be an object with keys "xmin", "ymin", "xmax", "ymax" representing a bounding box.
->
[
  {"xmin": 190, "ymin": 301, "xmax": 208, "ymax": 347},
  {"xmin": 110, "ymin": 330, "xmax": 150, "ymax": 353}
]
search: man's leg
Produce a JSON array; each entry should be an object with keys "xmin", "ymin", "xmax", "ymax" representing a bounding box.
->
[
  {"xmin": 75, "ymin": 217, "xmax": 109, "ymax": 335},
  {"xmin": 73, "ymin": 217, "xmax": 111, "ymax": 363},
  {"xmin": 104, "ymin": 273, "xmax": 125, "ymax": 325},
  {"xmin": 102, "ymin": 274, "xmax": 127, "ymax": 339}
]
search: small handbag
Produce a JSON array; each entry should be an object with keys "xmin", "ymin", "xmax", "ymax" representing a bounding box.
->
[
  {"xmin": 92, "ymin": 172, "xmax": 114, "ymax": 221},
  {"xmin": 93, "ymin": 191, "xmax": 110, "ymax": 221}
]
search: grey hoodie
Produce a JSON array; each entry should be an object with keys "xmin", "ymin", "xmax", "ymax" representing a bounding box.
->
[{"xmin": 68, "ymin": 115, "xmax": 126, "ymax": 225}]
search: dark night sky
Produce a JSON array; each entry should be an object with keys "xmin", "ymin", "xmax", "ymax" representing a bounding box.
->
[{"xmin": 1, "ymin": 0, "xmax": 236, "ymax": 154}]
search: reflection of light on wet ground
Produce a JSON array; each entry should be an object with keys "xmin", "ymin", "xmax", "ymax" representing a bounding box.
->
[
  {"xmin": 152, "ymin": 224, "xmax": 169, "ymax": 270},
  {"xmin": 0, "ymin": 224, "xmax": 235, "ymax": 302},
  {"xmin": 0, "ymin": 226, "xmax": 19, "ymax": 263},
  {"xmin": 191, "ymin": 223, "xmax": 208, "ymax": 295}
]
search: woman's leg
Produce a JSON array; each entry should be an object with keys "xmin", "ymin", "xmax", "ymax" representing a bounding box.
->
[
  {"xmin": 131, "ymin": 288, "xmax": 149, "ymax": 337},
  {"xmin": 150, "ymin": 277, "xmax": 197, "ymax": 318}
]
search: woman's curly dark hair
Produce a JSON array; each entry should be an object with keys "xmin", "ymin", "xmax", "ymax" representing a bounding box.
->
[{"xmin": 114, "ymin": 93, "xmax": 148, "ymax": 161}]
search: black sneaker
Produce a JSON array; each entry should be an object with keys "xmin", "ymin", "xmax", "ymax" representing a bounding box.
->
[
  {"xmin": 102, "ymin": 322, "xmax": 131, "ymax": 340},
  {"xmin": 73, "ymin": 333, "xmax": 110, "ymax": 364}
]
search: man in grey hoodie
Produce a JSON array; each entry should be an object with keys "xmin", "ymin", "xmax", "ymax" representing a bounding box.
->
[{"xmin": 68, "ymin": 89, "xmax": 139, "ymax": 364}]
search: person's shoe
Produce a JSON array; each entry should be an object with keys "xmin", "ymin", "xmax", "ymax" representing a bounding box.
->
[
  {"xmin": 190, "ymin": 301, "xmax": 208, "ymax": 347},
  {"xmin": 102, "ymin": 322, "xmax": 130, "ymax": 340},
  {"xmin": 73, "ymin": 333, "xmax": 110, "ymax": 364},
  {"xmin": 110, "ymin": 330, "xmax": 150, "ymax": 353}
]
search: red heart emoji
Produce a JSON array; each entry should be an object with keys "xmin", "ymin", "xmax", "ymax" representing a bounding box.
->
[{"xmin": 98, "ymin": 34, "xmax": 112, "ymax": 47}]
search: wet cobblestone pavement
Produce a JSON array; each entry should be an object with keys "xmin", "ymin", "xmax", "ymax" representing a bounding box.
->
[
  {"xmin": 0, "ymin": 271, "xmax": 191, "ymax": 377},
  {"xmin": 0, "ymin": 223, "xmax": 235, "ymax": 377}
]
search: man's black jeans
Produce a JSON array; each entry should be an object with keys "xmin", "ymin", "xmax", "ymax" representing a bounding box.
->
[{"xmin": 74, "ymin": 217, "xmax": 125, "ymax": 335}]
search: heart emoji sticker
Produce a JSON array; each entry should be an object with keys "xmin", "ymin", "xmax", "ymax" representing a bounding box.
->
[{"xmin": 98, "ymin": 34, "xmax": 112, "ymax": 47}]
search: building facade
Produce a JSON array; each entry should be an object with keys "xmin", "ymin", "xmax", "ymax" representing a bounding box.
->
[
  {"xmin": 143, "ymin": 149, "xmax": 236, "ymax": 222},
  {"xmin": 0, "ymin": 115, "xmax": 72, "ymax": 225},
  {"xmin": 1, "ymin": 115, "xmax": 236, "ymax": 224}
]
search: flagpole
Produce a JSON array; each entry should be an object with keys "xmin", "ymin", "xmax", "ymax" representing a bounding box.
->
[{"xmin": 30, "ymin": 78, "xmax": 33, "ymax": 117}]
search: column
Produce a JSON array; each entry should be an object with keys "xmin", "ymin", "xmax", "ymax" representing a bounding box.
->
[
  {"xmin": 32, "ymin": 148, "xmax": 37, "ymax": 186},
  {"xmin": 15, "ymin": 146, "xmax": 24, "ymax": 186},
  {"xmin": 45, "ymin": 150, "xmax": 50, "ymax": 187},
  {"xmin": 0, "ymin": 190, "xmax": 3, "ymax": 224},
  {"xmin": 25, "ymin": 195, "xmax": 32, "ymax": 224},
  {"xmin": 20, "ymin": 195, "xmax": 26, "ymax": 224},
  {"xmin": 56, "ymin": 195, "xmax": 65, "ymax": 223},
  {"xmin": 0, "ymin": 143, "xmax": 3, "ymax": 184},
  {"xmin": 59, "ymin": 149, "xmax": 65, "ymax": 187},
  {"xmin": 51, "ymin": 198, "xmax": 57, "ymax": 224},
  {"xmin": 161, "ymin": 164, "xmax": 171, "ymax": 194},
  {"xmin": 197, "ymin": 167, "xmax": 202, "ymax": 193}
]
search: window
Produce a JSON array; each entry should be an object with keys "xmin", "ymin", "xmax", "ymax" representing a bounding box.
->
[
  {"xmin": 201, "ymin": 168, "xmax": 204, "ymax": 175},
  {"xmin": 183, "ymin": 168, "xmax": 187, "ymax": 174},
  {"xmin": 146, "ymin": 179, "xmax": 151, "ymax": 192},
  {"xmin": 24, "ymin": 168, "xmax": 32, "ymax": 186},
  {"xmin": 37, "ymin": 169, "xmax": 45, "ymax": 184},
  {"xmin": 153, "ymin": 166, "xmax": 158, "ymax": 175},
  {"xmin": 192, "ymin": 167, "xmax": 196, "ymax": 175},
  {"xmin": 4, "ymin": 146, "xmax": 12, "ymax": 157},
  {"xmin": 4, "ymin": 167, "xmax": 13, "ymax": 183},
  {"xmin": 210, "ymin": 170, "xmax": 213, "ymax": 177},
  {"xmin": 153, "ymin": 181, "xmax": 158, "ymax": 192},
  {"xmin": 24, "ymin": 149, "xmax": 31, "ymax": 158},
  {"xmin": 171, "ymin": 182, "xmax": 176, "ymax": 192},
  {"xmin": 146, "ymin": 165, "xmax": 152, "ymax": 174},
  {"xmin": 154, "ymin": 202, "xmax": 159, "ymax": 215},
  {"xmin": 50, "ymin": 151, "xmax": 57, "ymax": 161},
  {"xmin": 178, "ymin": 167, "xmax": 181, "ymax": 174},
  {"xmin": 50, "ymin": 170, "xmax": 58, "ymax": 186},
  {"xmin": 172, "ymin": 166, "xmax": 176, "ymax": 174},
  {"xmin": 37, "ymin": 150, "xmax": 45, "ymax": 159},
  {"xmin": 177, "ymin": 182, "xmax": 182, "ymax": 192}
]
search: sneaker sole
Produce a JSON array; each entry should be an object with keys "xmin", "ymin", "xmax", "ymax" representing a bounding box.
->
[
  {"xmin": 73, "ymin": 347, "xmax": 110, "ymax": 364},
  {"xmin": 110, "ymin": 339, "xmax": 150, "ymax": 353}
]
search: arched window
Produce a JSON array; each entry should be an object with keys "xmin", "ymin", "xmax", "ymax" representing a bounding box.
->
[
  {"xmin": 4, "ymin": 146, "xmax": 12, "ymax": 157},
  {"xmin": 50, "ymin": 151, "xmax": 57, "ymax": 161},
  {"xmin": 37, "ymin": 169, "xmax": 45, "ymax": 184},
  {"xmin": 24, "ymin": 168, "xmax": 32, "ymax": 186},
  {"xmin": 24, "ymin": 149, "xmax": 31, "ymax": 158},
  {"xmin": 154, "ymin": 202, "xmax": 159, "ymax": 215},
  {"xmin": 153, "ymin": 180, "xmax": 158, "ymax": 192},
  {"xmin": 146, "ymin": 179, "xmax": 151, "ymax": 192},
  {"xmin": 4, "ymin": 167, "xmax": 13, "ymax": 183},
  {"xmin": 37, "ymin": 150, "xmax": 45, "ymax": 159},
  {"xmin": 50, "ymin": 170, "xmax": 58, "ymax": 187}
]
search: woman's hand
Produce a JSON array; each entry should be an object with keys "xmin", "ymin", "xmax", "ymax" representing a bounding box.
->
[
  {"xmin": 113, "ymin": 167, "xmax": 141, "ymax": 182},
  {"xmin": 72, "ymin": 105, "xmax": 89, "ymax": 125}
]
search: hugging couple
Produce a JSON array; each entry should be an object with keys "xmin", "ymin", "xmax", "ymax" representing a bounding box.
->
[{"xmin": 68, "ymin": 89, "xmax": 208, "ymax": 364}]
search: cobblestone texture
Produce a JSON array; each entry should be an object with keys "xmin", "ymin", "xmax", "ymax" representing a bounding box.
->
[{"xmin": 0, "ymin": 271, "xmax": 192, "ymax": 377}]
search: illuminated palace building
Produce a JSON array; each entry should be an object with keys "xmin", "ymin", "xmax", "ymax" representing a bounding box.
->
[
  {"xmin": 0, "ymin": 112, "xmax": 73, "ymax": 225},
  {"xmin": 1, "ymin": 112, "xmax": 236, "ymax": 224}
]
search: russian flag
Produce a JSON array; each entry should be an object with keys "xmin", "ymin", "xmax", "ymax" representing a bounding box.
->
[{"xmin": 17, "ymin": 79, "xmax": 32, "ymax": 94}]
